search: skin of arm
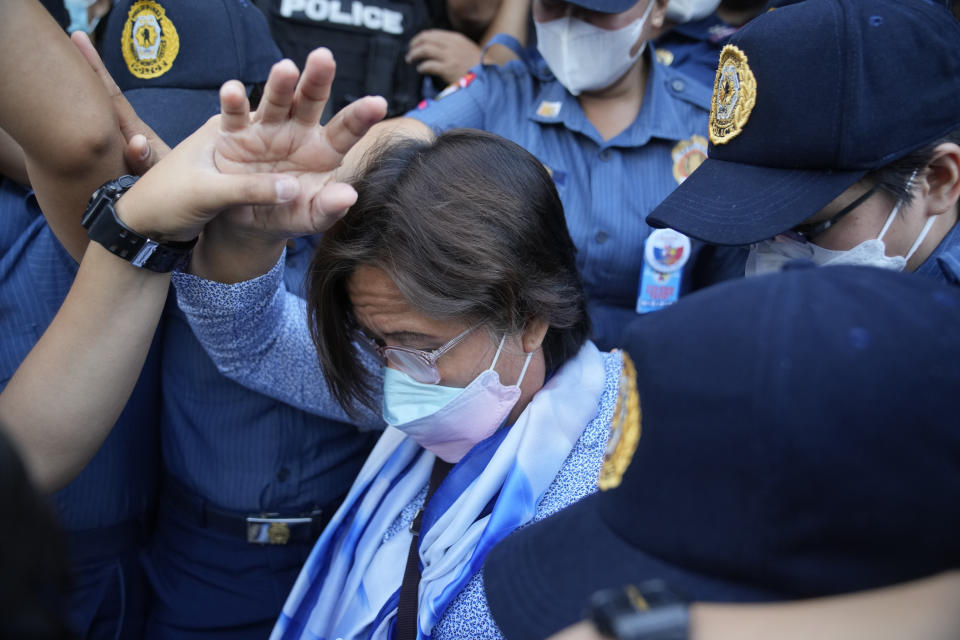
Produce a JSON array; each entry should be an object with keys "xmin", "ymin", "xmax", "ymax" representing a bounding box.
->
[
  {"xmin": 0, "ymin": 50, "xmax": 386, "ymax": 491},
  {"xmin": 0, "ymin": 0, "xmax": 127, "ymax": 262},
  {"xmin": 481, "ymin": 0, "xmax": 532, "ymax": 65},
  {"xmin": 0, "ymin": 126, "xmax": 29, "ymax": 186},
  {"xmin": 546, "ymin": 572, "xmax": 960, "ymax": 640}
]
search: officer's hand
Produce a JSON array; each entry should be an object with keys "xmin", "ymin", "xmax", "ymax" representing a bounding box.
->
[
  {"xmin": 71, "ymin": 30, "xmax": 170, "ymax": 176},
  {"xmin": 214, "ymin": 48, "xmax": 388, "ymax": 240},
  {"xmin": 407, "ymin": 29, "xmax": 482, "ymax": 85}
]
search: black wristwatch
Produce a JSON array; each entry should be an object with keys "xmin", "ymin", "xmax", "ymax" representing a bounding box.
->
[
  {"xmin": 81, "ymin": 175, "xmax": 197, "ymax": 272},
  {"xmin": 585, "ymin": 581, "xmax": 690, "ymax": 640}
]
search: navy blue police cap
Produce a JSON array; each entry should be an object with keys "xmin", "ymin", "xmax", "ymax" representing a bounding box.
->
[
  {"xmin": 103, "ymin": 0, "xmax": 281, "ymax": 147},
  {"xmin": 561, "ymin": 0, "xmax": 645, "ymax": 14},
  {"xmin": 484, "ymin": 265, "xmax": 960, "ymax": 640},
  {"xmin": 647, "ymin": 0, "xmax": 960, "ymax": 245}
]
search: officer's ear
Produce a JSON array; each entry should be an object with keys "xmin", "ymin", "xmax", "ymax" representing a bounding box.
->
[
  {"xmin": 651, "ymin": 0, "xmax": 669, "ymax": 29},
  {"xmin": 921, "ymin": 143, "xmax": 960, "ymax": 218}
]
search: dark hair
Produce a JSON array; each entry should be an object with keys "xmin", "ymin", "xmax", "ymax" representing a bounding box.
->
[
  {"xmin": 0, "ymin": 429, "xmax": 70, "ymax": 640},
  {"xmin": 307, "ymin": 129, "xmax": 590, "ymax": 413},
  {"xmin": 867, "ymin": 127, "xmax": 960, "ymax": 209}
]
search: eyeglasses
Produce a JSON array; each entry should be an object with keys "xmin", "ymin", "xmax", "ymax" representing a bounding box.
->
[
  {"xmin": 792, "ymin": 184, "xmax": 880, "ymax": 241},
  {"xmin": 354, "ymin": 325, "xmax": 477, "ymax": 384}
]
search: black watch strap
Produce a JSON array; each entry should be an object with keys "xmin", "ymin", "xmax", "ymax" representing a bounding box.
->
[
  {"xmin": 81, "ymin": 175, "xmax": 197, "ymax": 273},
  {"xmin": 586, "ymin": 582, "xmax": 690, "ymax": 640}
]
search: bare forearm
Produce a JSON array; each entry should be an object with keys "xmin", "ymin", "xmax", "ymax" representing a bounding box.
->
[
  {"xmin": 691, "ymin": 572, "xmax": 960, "ymax": 640},
  {"xmin": 0, "ymin": 0, "xmax": 127, "ymax": 261},
  {"xmin": 0, "ymin": 243, "xmax": 169, "ymax": 492},
  {"xmin": 481, "ymin": 0, "xmax": 531, "ymax": 52},
  {"xmin": 0, "ymin": 127, "xmax": 28, "ymax": 186}
]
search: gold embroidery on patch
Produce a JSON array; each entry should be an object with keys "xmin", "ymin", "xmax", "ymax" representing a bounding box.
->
[
  {"xmin": 655, "ymin": 48, "xmax": 675, "ymax": 66},
  {"xmin": 709, "ymin": 45, "xmax": 756, "ymax": 145},
  {"xmin": 599, "ymin": 351, "xmax": 641, "ymax": 491},
  {"xmin": 121, "ymin": 0, "xmax": 180, "ymax": 80},
  {"xmin": 671, "ymin": 134, "xmax": 708, "ymax": 184}
]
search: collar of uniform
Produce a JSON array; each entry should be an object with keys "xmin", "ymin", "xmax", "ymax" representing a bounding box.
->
[
  {"xmin": 915, "ymin": 219, "xmax": 960, "ymax": 285},
  {"xmin": 527, "ymin": 50, "xmax": 708, "ymax": 148}
]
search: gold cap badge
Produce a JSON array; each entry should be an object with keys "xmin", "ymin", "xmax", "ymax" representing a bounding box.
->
[
  {"xmin": 121, "ymin": 0, "xmax": 180, "ymax": 80},
  {"xmin": 599, "ymin": 351, "xmax": 641, "ymax": 491},
  {"xmin": 709, "ymin": 45, "xmax": 756, "ymax": 145}
]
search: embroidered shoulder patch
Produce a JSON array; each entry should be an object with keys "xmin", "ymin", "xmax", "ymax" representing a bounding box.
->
[
  {"xmin": 599, "ymin": 351, "xmax": 641, "ymax": 491},
  {"xmin": 671, "ymin": 134, "xmax": 708, "ymax": 184},
  {"xmin": 435, "ymin": 71, "xmax": 477, "ymax": 100},
  {"xmin": 709, "ymin": 44, "xmax": 756, "ymax": 145},
  {"xmin": 121, "ymin": 0, "xmax": 180, "ymax": 79}
]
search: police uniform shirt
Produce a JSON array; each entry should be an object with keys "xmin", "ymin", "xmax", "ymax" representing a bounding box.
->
[
  {"xmin": 158, "ymin": 235, "xmax": 376, "ymax": 515},
  {"xmin": 0, "ymin": 181, "xmax": 161, "ymax": 532},
  {"xmin": 0, "ymin": 182, "xmax": 161, "ymax": 635},
  {"xmin": 915, "ymin": 218, "xmax": 960, "ymax": 285},
  {"xmin": 408, "ymin": 52, "xmax": 711, "ymax": 348}
]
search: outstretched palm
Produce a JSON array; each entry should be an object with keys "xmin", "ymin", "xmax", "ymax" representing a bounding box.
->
[{"xmin": 214, "ymin": 51, "xmax": 386, "ymax": 238}]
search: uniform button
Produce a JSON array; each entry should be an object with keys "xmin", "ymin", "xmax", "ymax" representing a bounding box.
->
[
  {"xmin": 671, "ymin": 79, "xmax": 686, "ymax": 93},
  {"xmin": 595, "ymin": 230, "xmax": 609, "ymax": 244},
  {"xmin": 277, "ymin": 467, "xmax": 290, "ymax": 482},
  {"xmin": 599, "ymin": 149, "xmax": 612, "ymax": 162}
]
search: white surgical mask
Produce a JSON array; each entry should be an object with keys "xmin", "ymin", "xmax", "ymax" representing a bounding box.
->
[
  {"xmin": 535, "ymin": 0, "xmax": 656, "ymax": 96},
  {"xmin": 746, "ymin": 198, "xmax": 936, "ymax": 276},
  {"xmin": 381, "ymin": 336, "xmax": 533, "ymax": 463},
  {"xmin": 666, "ymin": 0, "xmax": 721, "ymax": 23}
]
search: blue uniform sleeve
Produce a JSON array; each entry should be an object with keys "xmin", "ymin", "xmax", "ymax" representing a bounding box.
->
[
  {"xmin": 405, "ymin": 63, "xmax": 514, "ymax": 132},
  {"xmin": 171, "ymin": 253, "xmax": 384, "ymax": 429}
]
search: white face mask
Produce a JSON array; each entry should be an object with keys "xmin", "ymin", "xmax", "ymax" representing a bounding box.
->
[
  {"xmin": 745, "ymin": 197, "xmax": 936, "ymax": 277},
  {"xmin": 381, "ymin": 335, "xmax": 533, "ymax": 463},
  {"xmin": 665, "ymin": 0, "xmax": 720, "ymax": 23},
  {"xmin": 535, "ymin": 0, "xmax": 656, "ymax": 96}
]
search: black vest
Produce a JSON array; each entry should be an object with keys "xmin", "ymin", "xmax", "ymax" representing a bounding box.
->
[{"xmin": 253, "ymin": 0, "xmax": 444, "ymax": 120}]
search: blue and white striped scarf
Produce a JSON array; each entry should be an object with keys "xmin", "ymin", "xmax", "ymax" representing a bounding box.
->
[{"xmin": 271, "ymin": 341, "xmax": 606, "ymax": 640}]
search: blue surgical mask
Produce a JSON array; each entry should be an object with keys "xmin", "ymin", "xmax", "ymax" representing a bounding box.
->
[
  {"xmin": 381, "ymin": 335, "xmax": 533, "ymax": 462},
  {"xmin": 381, "ymin": 368, "xmax": 464, "ymax": 425}
]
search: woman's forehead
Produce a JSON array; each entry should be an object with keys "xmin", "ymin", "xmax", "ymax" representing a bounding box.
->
[{"xmin": 346, "ymin": 266, "xmax": 464, "ymax": 337}]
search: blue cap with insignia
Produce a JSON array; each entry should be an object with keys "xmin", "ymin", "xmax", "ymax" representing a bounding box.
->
[
  {"xmin": 102, "ymin": 0, "xmax": 281, "ymax": 146},
  {"xmin": 646, "ymin": 0, "xmax": 960, "ymax": 245},
  {"xmin": 483, "ymin": 265, "xmax": 960, "ymax": 640},
  {"xmin": 560, "ymin": 0, "xmax": 646, "ymax": 14}
]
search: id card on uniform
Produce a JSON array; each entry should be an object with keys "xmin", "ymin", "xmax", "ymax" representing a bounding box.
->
[{"xmin": 636, "ymin": 229, "xmax": 691, "ymax": 314}]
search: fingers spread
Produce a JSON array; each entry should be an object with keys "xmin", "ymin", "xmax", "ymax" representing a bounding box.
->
[
  {"xmin": 220, "ymin": 80, "xmax": 250, "ymax": 133},
  {"xmin": 292, "ymin": 48, "xmax": 335, "ymax": 125},
  {"xmin": 324, "ymin": 96, "xmax": 388, "ymax": 157},
  {"xmin": 257, "ymin": 59, "xmax": 300, "ymax": 124}
]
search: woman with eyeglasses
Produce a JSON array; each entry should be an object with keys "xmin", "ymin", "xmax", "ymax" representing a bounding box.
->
[{"xmin": 170, "ymin": 119, "xmax": 629, "ymax": 639}]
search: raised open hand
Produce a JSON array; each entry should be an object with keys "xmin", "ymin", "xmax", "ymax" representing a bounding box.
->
[{"xmin": 214, "ymin": 48, "xmax": 388, "ymax": 239}]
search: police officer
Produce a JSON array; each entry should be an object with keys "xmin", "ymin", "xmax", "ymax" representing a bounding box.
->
[
  {"xmin": 252, "ymin": 0, "xmax": 439, "ymax": 119},
  {"xmin": 329, "ymin": 0, "xmax": 714, "ymax": 350},
  {"xmin": 92, "ymin": 2, "xmax": 378, "ymax": 638},
  {"xmin": 647, "ymin": 0, "xmax": 960, "ymax": 285}
]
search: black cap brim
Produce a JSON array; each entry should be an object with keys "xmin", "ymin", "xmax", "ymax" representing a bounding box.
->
[
  {"xmin": 484, "ymin": 495, "xmax": 783, "ymax": 640},
  {"xmin": 646, "ymin": 156, "xmax": 867, "ymax": 246}
]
